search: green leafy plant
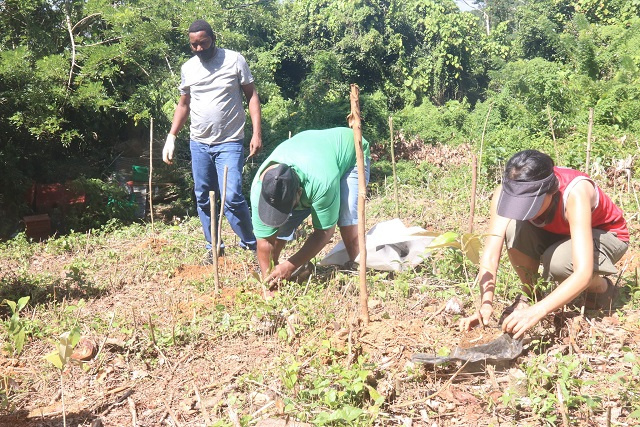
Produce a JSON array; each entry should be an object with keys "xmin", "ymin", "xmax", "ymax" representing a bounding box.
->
[
  {"xmin": 4, "ymin": 296, "xmax": 30, "ymax": 356},
  {"xmin": 44, "ymin": 328, "xmax": 81, "ymax": 427}
]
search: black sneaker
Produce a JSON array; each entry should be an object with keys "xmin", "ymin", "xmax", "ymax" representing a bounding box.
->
[{"xmin": 201, "ymin": 247, "xmax": 225, "ymax": 265}]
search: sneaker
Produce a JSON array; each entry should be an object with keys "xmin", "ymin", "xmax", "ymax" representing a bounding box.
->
[{"xmin": 201, "ymin": 247, "xmax": 225, "ymax": 265}]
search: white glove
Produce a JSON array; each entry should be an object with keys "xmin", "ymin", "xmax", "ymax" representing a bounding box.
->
[{"xmin": 163, "ymin": 134, "xmax": 176, "ymax": 164}]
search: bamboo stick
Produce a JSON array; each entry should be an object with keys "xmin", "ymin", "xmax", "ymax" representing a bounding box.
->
[
  {"xmin": 389, "ymin": 116, "xmax": 399, "ymax": 218},
  {"xmin": 217, "ymin": 166, "xmax": 228, "ymax": 258},
  {"xmin": 209, "ymin": 191, "xmax": 220, "ymax": 293},
  {"xmin": 546, "ymin": 105, "xmax": 558, "ymax": 162},
  {"xmin": 348, "ymin": 84, "xmax": 369, "ymax": 326},
  {"xmin": 586, "ymin": 108, "xmax": 594, "ymax": 175},
  {"xmin": 149, "ymin": 117, "xmax": 154, "ymax": 231},
  {"xmin": 469, "ymin": 155, "xmax": 477, "ymax": 234},
  {"xmin": 478, "ymin": 102, "xmax": 493, "ymax": 175}
]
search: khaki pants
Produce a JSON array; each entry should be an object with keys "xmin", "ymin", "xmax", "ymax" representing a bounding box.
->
[{"xmin": 505, "ymin": 220, "xmax": 628, "ymax": 282}]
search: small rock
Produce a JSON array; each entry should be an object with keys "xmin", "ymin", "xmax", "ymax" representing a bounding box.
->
[
  {"xmin": 71, "ymin": 338, "xmax": 96, "ymax": 361},
  {"xmin": 444, "ymin": 297, "xmax": 463, "ymax": 315},
  {"xmin": 507, "ymin": 368, "xmax": 528, "ymax": 398},
  {"xmin": 249, "ymin": 391, "xmax": 272, "ymax": 406},
  {"xmin": 368, "ymin": 299, "xmax": 382, "ymax": 310}
]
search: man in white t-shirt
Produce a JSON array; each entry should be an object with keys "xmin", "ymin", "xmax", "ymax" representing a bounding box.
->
[{"xmin": 163, "ymin": 19, "xmax": 261, "ymax": 260}]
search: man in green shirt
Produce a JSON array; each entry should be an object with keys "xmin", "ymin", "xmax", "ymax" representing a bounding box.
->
[{"xmin": 251, "ymin": 127, "xmax": 370, "ymax": 285}]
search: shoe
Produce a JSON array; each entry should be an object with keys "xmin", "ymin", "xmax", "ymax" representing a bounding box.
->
[
  {"xmin": 584, "ymin": 277, "xmax": 618, "ymax": 310},
  {"xmin": 342, "ymin": 260, "xmax": 359, "ymax": 271},
  {"xmin": 201, "ymin": 247, "xmax": 225, "ymax": 265},
  {"xmin": 498, "ymin": 294, "xmax": 530, "ymax": 326}
]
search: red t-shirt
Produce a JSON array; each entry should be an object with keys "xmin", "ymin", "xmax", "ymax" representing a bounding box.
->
[{"xmin": 533, "ymin": 167, "xmax": 629, "ymax": 242}]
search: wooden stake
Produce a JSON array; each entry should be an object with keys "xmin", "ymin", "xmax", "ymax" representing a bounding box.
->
[
  {"xmin": 348, "ymin": 84, "xmax": 369, "ymax": 326},
  {"xmin": 389, "ymin": 116, "xmax": 399, "ymax": 218},
  {"xmin": 149, "ymin": 117, "xmax": 154, "ymax": 231},
  {"xmin": 586, "ymin": 108, "xmax": 594, "ymax": 175},
  {"xmin": 478, "ymin": 102, "xmax": 493, "ymax": 175},
  {"xmin": 217, "ymin": 166, "xmax": 228, "ymax": 258},
  {"xmin": 209, "ymin": 191, "xmax": 220, "ymax": 293},
  {"xmin": 468, "ymin": 154, "xmax": 477, "ymax": 234},
  {"xmin": 546, "ymin": 105, "xmax": 558, "ymax": 161}
]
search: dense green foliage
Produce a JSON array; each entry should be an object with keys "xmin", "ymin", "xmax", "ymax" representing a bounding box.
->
[{"xmin": 1, "ymin": 0, "xmax": 640, "ymax": 235}]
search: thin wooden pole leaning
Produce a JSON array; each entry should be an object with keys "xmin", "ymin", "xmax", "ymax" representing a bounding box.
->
[
  {"xmin": 478, "ymin": 102, "xmax": 493, "ymax": 173},
  {"xmin": 468, "ymin": 154, "xmax": 477, "ymax": 234},
  {"xmin": 217, "ymin": 166, "xmax": 228, "ymax": 258},
  {"xmin": 389, "ymin": 116, "xmax": 399, "ymax": 218},
  {"xmin": 546, "ymin": 104, "xmax": 558, "ymax": 161},
  {"xmin": 149, "ymin": 117, "xmax": 154, "ymax": 231},
  {"xmin": 209, "ymin": 191, "xmax": 220, "ymax": 293},
  {"xmin": 348, "ymin": 84, "xmax": 369, "ymax": 326},
  {"xmin": 586, "ymin": 108, "xmax": 594, "ymax": 175}
]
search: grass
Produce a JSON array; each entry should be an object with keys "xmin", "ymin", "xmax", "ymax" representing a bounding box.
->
[{"xmin": 1, "ymin": 157, "xmax": 639, "ymax": 426}]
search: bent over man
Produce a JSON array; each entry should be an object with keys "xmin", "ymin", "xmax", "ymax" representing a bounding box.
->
[{"xmin": 250, "ymin": 127, "xmax": 370, "ymax": 285}]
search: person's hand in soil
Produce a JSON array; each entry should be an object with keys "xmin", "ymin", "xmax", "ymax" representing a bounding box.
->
[
  {"xmin": 501, "ymin": 303, "xmax": 546, "ymax": 339},
  {"xmin": 265, "ymin": 260, "xmax": 296, "ymax": 288},
  {"xmin": 459, "ymin": 302, "xmax": 494, "ymax": 331}
]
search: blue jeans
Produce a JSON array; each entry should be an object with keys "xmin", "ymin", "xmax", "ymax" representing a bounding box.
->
[
  {"xmin": 275, "ymin": 157, "xmax": 370, "ymax": 240},
  {"xmin": 190, "ymin": 140, "xmax": 256, "ymax": 250}
]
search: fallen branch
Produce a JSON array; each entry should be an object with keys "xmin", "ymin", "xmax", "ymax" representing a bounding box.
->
[
  {"xmin": 127, "ymin": 396, "xmax": 137, "ymax": 427},
  {"xmin": 193, "ymin": 381, "xmax": 212, "ymax": 426}
]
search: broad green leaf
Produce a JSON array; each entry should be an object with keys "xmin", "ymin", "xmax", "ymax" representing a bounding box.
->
[
  {"xmin": 427, "ymin": 232, "xmax": 461, "ymax": 250},
  {"xmin": 44, "ymin": 351, "xmax": 64, "ymax": 370},
  {"xmin": 16, "ymin": 296, "xmax": 30, "ymax": 312},
  {"xmin": 14, "ymin": 330, "xmax": 26, "ymax": 354},
  {"xmin": 338, "ymin": 405, "xmax": 364, "ymax": 422},
  {"xmin": 365, "ymin": 384, "xmax": 385, "ymax": 406},
  {"xmin": 461, "ymin": 233, "xmax": 481, "ymax": 265},
  {"xmin": 5, "ymin": 300, "xmax": 16, "ymax": 314}
]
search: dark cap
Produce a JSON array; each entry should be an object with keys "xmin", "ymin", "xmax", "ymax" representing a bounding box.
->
[
  {"xmin": 496, "ymin": 172, "xmax": 558, "ymax": 220},
  {"xmin": 258, "ymin": 164, "xmax": 300, "ymax": 227}
]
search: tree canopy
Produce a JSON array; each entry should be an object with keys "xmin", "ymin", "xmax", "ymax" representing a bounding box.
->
[{"xmin": 2, "ymin": 0, "xmax": 640, "ymax": 234}]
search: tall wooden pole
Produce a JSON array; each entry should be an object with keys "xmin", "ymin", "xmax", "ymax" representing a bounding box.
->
[
  {"xmin": 209, "ymin": 191, "xmax": 220, "ymax": 293},
  {"xmin": 468, "ymin": 155, "xmax": 477, "ymax": 234},
  {"xmin": 149, "ymin": 117, "xmax": 154, "ymax": 231},
  {"xmin": 348, "ymin": 84, "xmax": 369, "ymax": 326},
  {"xmin": 546, "ymin": 105, "xmax": 558, "ymax": 162},
  {"xmin": 389, "ymin": 116, "xmax": 399, "ymax": 219},
  {"xmin": 586, "ymin": 108, "xmax": 594, "ymax": 175},
  {"xmin": 478, "ymin": 102, "xmax": 493, "ymax": 175},
  {"xmin": 217, "ymin": 166, "xmax": 228, "ymax": 258}
]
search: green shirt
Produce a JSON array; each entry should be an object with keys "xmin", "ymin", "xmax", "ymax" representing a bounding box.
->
[{"xmin": 251, "ymin": 127, "xmax": 370, "ymax": 238}]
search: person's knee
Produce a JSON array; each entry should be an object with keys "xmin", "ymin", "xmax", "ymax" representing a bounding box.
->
[{"xmin": 542, "ymin": 253, "xmax": 571, "ymax": 282}]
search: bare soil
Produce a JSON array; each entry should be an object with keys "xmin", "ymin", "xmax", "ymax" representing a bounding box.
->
[{"xmin": 1, "ymin": 144, "xmax": 639, "ymax": 426}]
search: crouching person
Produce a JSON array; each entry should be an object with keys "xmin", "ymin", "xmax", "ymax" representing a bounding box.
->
[{"xmin": 460, "ymin": 150, "xmax": 628, "ymax": 339}]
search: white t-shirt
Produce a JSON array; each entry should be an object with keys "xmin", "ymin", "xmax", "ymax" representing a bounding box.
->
[{"xmin": 179, "ymin": 48, "xmax": 254, "ymax": 144}]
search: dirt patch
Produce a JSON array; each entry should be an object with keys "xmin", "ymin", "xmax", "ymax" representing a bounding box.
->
[
  {"xmin": 458, "ymin": 326, "xmax": 505, "ymax": 348},
  {"xmin": 135, "ymin": 237, "xmax": 168, "ymax": 254},
  {"xmin": 171, "ymin": 258, "xmax": 253, "ymax": 283}
]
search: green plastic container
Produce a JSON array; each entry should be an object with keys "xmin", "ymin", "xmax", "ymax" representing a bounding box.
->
[{"xmin": 132, "ymin": 165, "xmax": 149, "ymax": 182}]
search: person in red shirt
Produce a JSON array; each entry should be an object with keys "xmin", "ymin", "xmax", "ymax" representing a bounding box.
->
[{"xmin": 460, "ymin": 150, "xmax": 629, "ymax": 339}]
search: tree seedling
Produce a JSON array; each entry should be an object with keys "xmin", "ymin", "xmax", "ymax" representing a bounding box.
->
[
  {"xmin": 44, "ymin": 328, "xmax": 81, "ymax": 427},
  {"xmin": 4, "ymin": 296, "xmax": 30, "ymax": 356}
]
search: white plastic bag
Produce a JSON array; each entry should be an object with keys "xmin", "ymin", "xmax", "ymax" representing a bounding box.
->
[{"xmin": 319, "ymin": 218, "xmax": 436, "ymax": 271}]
